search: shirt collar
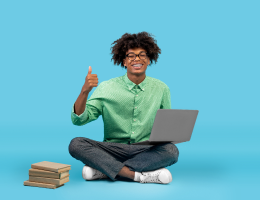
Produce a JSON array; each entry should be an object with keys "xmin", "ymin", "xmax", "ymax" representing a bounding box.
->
[{"xmin": 123, "ymin": 72, "xmax": 147, "ymax": 91}]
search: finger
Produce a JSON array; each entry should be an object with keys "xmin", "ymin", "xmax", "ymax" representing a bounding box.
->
[
  {"xmin": 87, "ymin": 76, "xmax": 98, "ymax": 81},
  {"xmin": 89, "ymin": 83, "xmax": 98, "ymax": 87},
  {"xmin": 89, "ymin": 74, "xmax": 97, "ymax": 77},
  {"xmin": 88, "ymin": 80, "xmax": 99, "ymax": 84},
  {"xmin": 88, "ymin": 66, "xmax": 92, "ymax": 74}
]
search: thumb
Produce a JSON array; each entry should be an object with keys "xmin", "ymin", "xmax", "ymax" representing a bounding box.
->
[{"xmin": 88, "ymin": 66, "xmax": 92, "ymax": 74}]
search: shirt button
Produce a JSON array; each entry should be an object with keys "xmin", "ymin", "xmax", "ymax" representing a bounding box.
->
[
  {"xmin": 134, "ymin": 119, "xmax": 136, "ymax": 121},
  {"xmin": 136, "ymin": 95, "xmax": 138, "ymax": 96},
  {"xmin": 135, "ymin": 107, "xmax": 137, "ymax": 109},
  {"xmin": 132, "ymin": 132, "xmax": 134, "ymax": 134}
]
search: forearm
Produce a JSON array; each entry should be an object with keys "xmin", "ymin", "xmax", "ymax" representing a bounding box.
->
[{"xmin": 74, "ymin": 90, "xmax": 89, "ymax": 116}]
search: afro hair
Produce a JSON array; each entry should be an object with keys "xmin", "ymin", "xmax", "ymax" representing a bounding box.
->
[{"xmin": 110, "ymin": 32, "xmax": 161, "ymax": 69}]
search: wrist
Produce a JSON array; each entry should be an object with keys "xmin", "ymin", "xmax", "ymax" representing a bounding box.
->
[{"xmin": 81, "ymin": 88, "xmax": 90, "ymax": 96}]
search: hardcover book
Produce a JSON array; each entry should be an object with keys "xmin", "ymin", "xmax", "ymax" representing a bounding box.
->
[
  {"xmin": 29, "ymin": 168, "xmax": 69, "ymax": 179},
  {"xmin": 29, "ymin": 175, "xmax": 69, "ymax": 185},
  {"xmin": 31, "ymin": 161, "xmax": 71, "ymax": 173},
  {"xmin": 24, "ymin": 180, "xmax": 64, "ymax": 189}
]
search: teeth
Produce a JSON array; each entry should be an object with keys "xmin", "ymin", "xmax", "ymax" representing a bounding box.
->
[{"xmin": 133, "ymin": 64, "xmax": 142, "ymax": 67}]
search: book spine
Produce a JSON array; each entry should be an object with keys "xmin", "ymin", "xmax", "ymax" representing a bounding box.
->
[
  {"xmin": 29, "ymin": 176, "xmax": 69, "ymax": 185},
  {"xmin": 24, "ymin": 180, "xmax": 60, "ymax": 189},
  {"xmin": 31, "ymin": 165, "xmax": 71, "ymax": 173},
  {"xmin": 29, "ymin": 171, "xmax": 59, "ymax": 179},
  {"xmin": 29, "ymin": 176, "xmax": 60, "ymax": 185},
  {"xmin": 31, "ymin": 165, "xmax": 58, "ymax": 172}
]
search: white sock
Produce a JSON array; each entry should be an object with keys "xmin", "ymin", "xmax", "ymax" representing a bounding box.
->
[{"xmin": 134, "ymin": 172, "xmax": 142, "ymax": 182}]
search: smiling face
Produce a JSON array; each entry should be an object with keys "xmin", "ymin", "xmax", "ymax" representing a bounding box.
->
[{"xmin": 123, "ymin": 47, "xmax": 150, "ymax": 76}]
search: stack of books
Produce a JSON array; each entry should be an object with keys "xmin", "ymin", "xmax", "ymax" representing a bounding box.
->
[{"xmin": 24, "ymin": 161, "xmax": 71, "ymax": 189}]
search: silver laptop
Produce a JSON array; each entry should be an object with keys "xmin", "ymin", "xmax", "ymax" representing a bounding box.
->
[{"xmin": 131, "ymin": 109, "xmax": 199, "ymax": 145}]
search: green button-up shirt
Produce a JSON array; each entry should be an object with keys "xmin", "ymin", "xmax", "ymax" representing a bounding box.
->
[{"xmin": 71, "ymin": 72, "xmax": 171, "ymax": 144}]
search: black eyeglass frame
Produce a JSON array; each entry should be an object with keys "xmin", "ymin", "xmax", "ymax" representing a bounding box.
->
[{"xmin": 125, "ymin": 52, "xmax": 149, "ymax": 61}]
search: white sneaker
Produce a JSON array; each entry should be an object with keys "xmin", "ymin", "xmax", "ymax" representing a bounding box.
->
[
  {"xmin": 140, "ymin": 168, "xmax": 172, "ymax": 184},
  {"xmin": 82, "ymin": 165, "xmax": 108, "ymax": 180}
]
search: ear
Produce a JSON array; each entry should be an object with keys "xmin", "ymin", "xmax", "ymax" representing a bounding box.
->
[{"xmin": 123, "ymin": 59, "xmax": 126, "ymax": 66}]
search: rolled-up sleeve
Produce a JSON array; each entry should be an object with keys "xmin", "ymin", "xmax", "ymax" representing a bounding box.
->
[
  {"xmin": 71, "ymin": 82, "xmax": 105, "ymax": 126},
  {"xmin": 160, "ymin": 86, "xmax": 171, "ymax": 109}
]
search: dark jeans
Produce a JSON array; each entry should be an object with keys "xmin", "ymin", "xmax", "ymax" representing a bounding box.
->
[{"xmin": 68, "ymin": 137, "xmax": 179, "ymax": 181}]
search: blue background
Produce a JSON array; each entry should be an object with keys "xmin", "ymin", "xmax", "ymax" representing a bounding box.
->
[{"xmin": 1, "ymin": 0, "xmax": 259, "ymax": 199}]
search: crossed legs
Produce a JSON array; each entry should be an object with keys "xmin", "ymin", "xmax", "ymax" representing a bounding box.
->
[{"xmin": 69, "ymin": 137, "xmax": 179, "ymax": 181}]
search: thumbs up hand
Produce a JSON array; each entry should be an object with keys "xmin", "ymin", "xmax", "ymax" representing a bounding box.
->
[{"xmin": 82, "ymin": 66, "xmax": 99, "ymax": 94}]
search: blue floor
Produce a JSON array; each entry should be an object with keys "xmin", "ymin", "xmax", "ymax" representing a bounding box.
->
[{"xmin": 1, "ymin": 124, "xmax": 259, "ymax": 200}]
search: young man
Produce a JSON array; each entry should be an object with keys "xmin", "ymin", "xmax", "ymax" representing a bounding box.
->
[{"xmin": 69, "ymin": 32, "xmax": 179, "ymax": 184}]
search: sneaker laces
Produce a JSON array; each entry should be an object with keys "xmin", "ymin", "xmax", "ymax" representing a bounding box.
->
[
  {"xmin": 140, "ymin": 171, "xmax": 162, "ymax": 183},
  {"xmin": 93, "ymin": 169, "xmax": 107, "ymax": 179}
]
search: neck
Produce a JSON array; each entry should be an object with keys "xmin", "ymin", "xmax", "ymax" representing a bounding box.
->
[{"xmin": 127, "ymin": 72, "xmax": 146, "ymax": 85}]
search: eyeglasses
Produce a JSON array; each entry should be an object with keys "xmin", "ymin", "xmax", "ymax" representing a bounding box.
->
[{"xmin": 125, "ymin": 52, "xmax": 148, "ymax": 61}]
